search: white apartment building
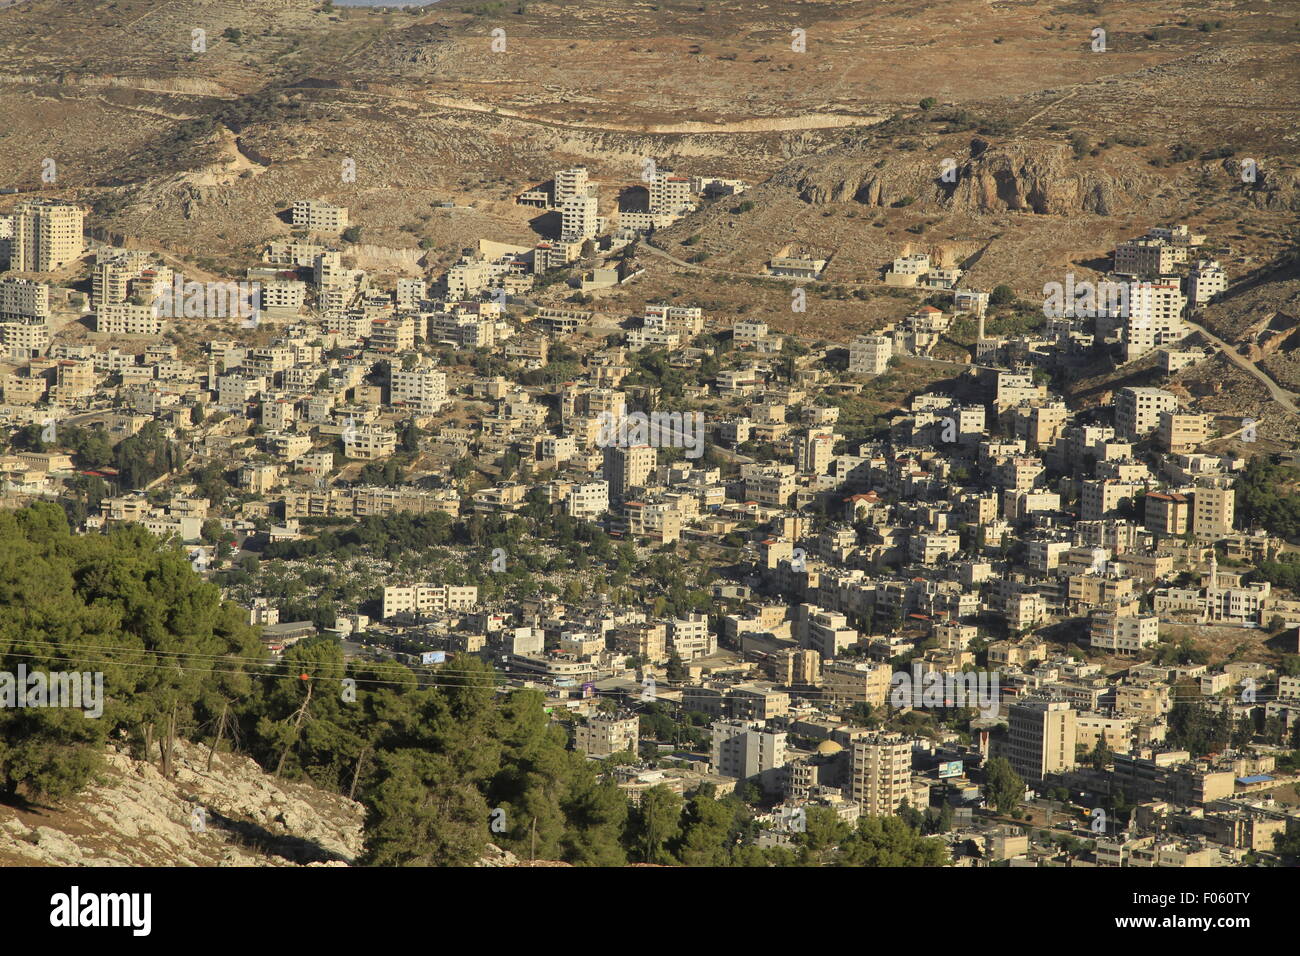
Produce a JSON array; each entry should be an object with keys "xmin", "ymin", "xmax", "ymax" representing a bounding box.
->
[
  {"xmin": 849, "ymin": 333, "xmax": 892, "ymax": 376},
  {"xmin": 395, "ymin": 278, "xmax": 426, "ymax": 310},
  {"xmin": 1006, "ymin": 698, "xmax": 1077, "ymax": 784},
  {"xmin": 1090, "ymin": 608, "xmax": 1160, "ymax": 654},
  {"xmin": 561, "ymin": 195, "xmax": 601, "ymax": 242},
  {"xmin": 0, "ymin": 317, "xmax": 50, "ymax": 360},
  {"xmin": 567, "ymin": 480, "xmax": 610, "ymax": 519},
  {"xmin": 603, "ymin": 444, "xmax": 656, "ymax": 496},
  {"xmin": 669, "ymin": 613, "xmax": 716, "ymax": 660},
  {"xmin": 574, "ymin": 714, "xmax": 639, "ymax": 757},
  {"xmin": 644, "ymin": 304, "xmax": 704, "ymax": 337},
  {"xmin": 850, "ymin": 733, "xmax": 912, "ymax": 816},
  {"xmin": 1080, "ymin": 479, "xmax": 1143, "ymax": 520},
  {"xmin": 553, "ymin": 166, "xmax": 590, "ymax": 206},
  {"xmin": 733, "ymin": 319, "xmax": 768, "ymax": 348},
  {"xmin": 540, "ymin": 435, "xmax": 576, "ymax": 463},
  {"xmin": 389, "ymin": 362, "xmax": 448, "ymax": 414},
  {"xmin": 292, "ymin": 200, "xmax": 349, "ymax": 235},
  {"xmin": 745, "ymin": 464, "xmax": 796, "ymax": 509},
  {"xmin": 1113, "ymin": 238, "xmax": 1180, "ymax": 277},
  {"xmin": 0, "ymin": 278, "xmax": 51, "ymax": 322},
  {"xmin": 711, "ymin": 720, "xmax": 788, "ymax": 787},
  {"xmin": 1120, "ymin": 280, "xmax": 1188, "ymax": 360},
  {"xmin": 1187, "ymin": 260, "xmax": 1227, "ymax": 306},
  {"xmin": 97, "ymin": 302, "xmax": 164, "ymax": 336},
  {"xmin": 344, "ymin": 424, "xmax": 397, "ymax": 461},
  {"xmin": 891, "ymin": 253, "xmax": 931, "ymax": 276},
  {"xmin": 381, "ymin": 584, "xmax": 480, "ymax": 619},
  {"xmin": 1192, "ymin": 486, "xmax": 1235, "ymax": 538},
  {"xmin": 1115, "ymin": 387, "xmax": 1178, "ymax": 439},
  {"xmin": 7, "ymin": 199, "xmax": 84, "ymax": 272},
  {"xmin": 648, "ymin": 172, "xmax": 692, "ymax": 215}
]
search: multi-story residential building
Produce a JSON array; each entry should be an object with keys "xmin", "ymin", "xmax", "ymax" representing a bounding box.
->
[
  {"xmin": 850, "ymin": 733, "xmax": 912, "ymax": 816},
  {"xmin": 1192, "ymin": 486, "xmax": 1235, "ymax": 539},
  {"xmin": 1081, "ymin": 479, "xmax": 1143, "ymax": 521},
  {"xmin": 821, "ymin": 660, "xmax": 891, "ymax": 708},
  {"xmin": 553, "ymin": 166, "xmax": 590, "ymax": 206},
  {"xmin": 1187, "ymin": 259, "xmax": 1227, "ymax": 305},
  {"xmin": 848, "ymin": 333, "xmax": 892, "ymax": 376},
  {"xmin": 744, "ymin": 463, "xmax": 796, "ymax": 509},
  {"xmin": 560, "ymin": 195, "xmax": 600, "ymax": 242},
  {"xmin": 292, "ymin": 200, "xmax": 349, "ymax": 235},
  {"xmin": 344, "ymin": 424, "xmax": 397, "ymax": 461},
  {"xmin": 574, "ymin": 714, "xmax": 639, "ymax": 757},
  {"xmin": 647, "ymin": 171, "xmax": 692, "ymax": 216},
  {"xmin": 1157, "ymin": 411, "xmax": 1209, "ymax": 454},
  {"xmin": 389, "ymin": 361, "xmax": 448, "ymax": 414},
  {"xmin": 711, "ymin": 720, "xmax": 788, "ymax": 791},
  {"xmin": 612, "ymin": 621, "xmax": 668, "ymax": 663},
  {"xmin": 1006, "ymin": 698, "xmax": 1077, "ymax": 785},
  {"xmin": 7, "ymin": 199, "xmax": 84, "ymax": 272},
  {"xmin": 566, "ymin": 480, "xmax": 610, "ymax": 519},
  {"xmin": 1113, "ymin": 238, "xmax": 1179, "ymax": 277},
  {"xmin": 96, "ymin": 302, "xmax": 164, "ymax": 336},
  {"xmin": 0, "ymin": 278, "xmax": 51, "ymax": 322},
  {"xmin": 380, "ymin": 584, "xmax": 479, "ymax": 619},
  {"xmin": 1145, "ymin": 491, "xmax": 1190, "ymax": 536},
  {"xmin": 602, "ymin": 444, "xmax": 656, "ymax": 496},
  {"xmin": 733, "ymin": 319, "xmax": 768, "ymax": 349},
  {"xmin": 668, "ymin": 613, "xmax": 715, "ymax": 660},
  {"xmin": 1090, "ymin": 605, "xmax": 1160, "ymax": 655},
  {"xmin": 1116, "ymin": 387, "xmax": 1178, "ymax": 439},
  {"xmin": 794, "ymin": 428, "xmax": 836, "ymax": 475}
]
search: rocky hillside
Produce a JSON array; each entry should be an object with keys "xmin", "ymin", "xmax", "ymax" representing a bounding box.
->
[
  {"xmin": 0, "ymin": 739, "xmax": 581, "ymax": 868},
  {"xmin": 773, "ymin": 139, "xmax": 1162, "ymax": 217},
  {"xmin": 0, "ymin": 740, "xmax": 364, "ymax": 867}
]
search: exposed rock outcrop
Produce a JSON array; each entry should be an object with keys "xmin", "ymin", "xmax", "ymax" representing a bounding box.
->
[
  {"xmin": 775, "ymin": 141, "xmax": 1158, "ymax": 216},
  {"xmin": 0, "ymin": 740, "xmax": 364, "ymax": 867}
]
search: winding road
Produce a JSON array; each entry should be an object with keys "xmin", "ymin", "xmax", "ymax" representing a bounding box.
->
[{"xmin": 1184, "ymin": 315, "xmax": 1300, "ymax": 417}]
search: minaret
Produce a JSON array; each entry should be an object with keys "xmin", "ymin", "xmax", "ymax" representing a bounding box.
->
[{"xmin": 1204, "ymin": 548, "xmax": 1219, "ymax": 624}]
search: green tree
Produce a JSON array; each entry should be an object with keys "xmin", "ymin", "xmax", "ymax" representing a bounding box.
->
[{"xmin": 982, "ymin": 757, "xmax": 1024, "ymax": 815}]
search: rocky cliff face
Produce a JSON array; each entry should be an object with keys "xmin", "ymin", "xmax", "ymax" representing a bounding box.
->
[
  {"xmin": 0, "ymin": 740, "xmax": 364, "ymax": 867},
  {"xmin": 0, "ymin": 742, "xmax": 596, "ymax": 868},
  {"xmin": 774, "ymin": 140, "xmax": 1158, "ymax": 216}
]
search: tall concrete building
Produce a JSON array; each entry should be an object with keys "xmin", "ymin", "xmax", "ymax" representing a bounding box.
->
[
  {"xmin": 560, "ymin": 195, "xmax": 600, "ymax": 242},
  {"xmin": 389, "ymin": 361, "xmax": 448, "ymax": 415},
  {"xmin": 602, "ymin": 443, "xmax": 656, "ymax": 496},
  {"xmin": 1192, "ymin": 486, "xmax": 1235, "ymax": 539},
  {"xmin": 710, "ymin": 720, "xmax": 787, "ymax": 791},
  {"xmin": 848, "ymin": 334, "xmax": 892, "ymax": 376},
  {"xmin": 1115, "ymin": 387, "xmax": 1178, "ymax": 439},
  {"xmin": 648, "ymin": 172, "xmax": 692, "ymax": 215},
  {"xmin": 794, "ymin": 427, "xmax": 835, "ymax": 475},
  {"xmin": 850, "ymin": 733, "xmax": 912, "ymax": 816},
  {"xmin": 574, "ymin": 713, "xmax": 639, "ymax": 757},
  {"xmin": 1156, "ymin": 411, "xmax": 1209, "ymax": 454},
  {"xmin": 8, "ymin": 199, "xmax": 84, "ymax": 272},
  {"xmin": 292, "ymin": 200, "xmax": 348, "ymax": 235},
  {"xmin": 0, "ymin": 278, "xmax": 51, "ymax": 322},
  {"xmin": 553, "ymin": 166, "xmax": 589, "ymax": 206},
  {"xmin": 1006, "ymin": 698, "xmax": 1077, "ymax": 785}
]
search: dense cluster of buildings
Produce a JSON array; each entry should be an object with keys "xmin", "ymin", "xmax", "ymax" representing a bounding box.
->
[{"xmin": 1, "ymin": 189, "xmax": 1297, "ymax": 867}]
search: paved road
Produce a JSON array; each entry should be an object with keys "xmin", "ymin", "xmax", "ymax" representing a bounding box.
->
[{"xmin": 1184, "ymin": 315, "xmax": 1300, "ymax": 417}]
